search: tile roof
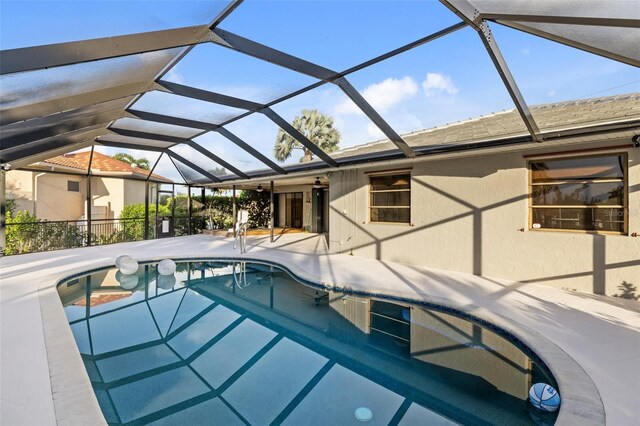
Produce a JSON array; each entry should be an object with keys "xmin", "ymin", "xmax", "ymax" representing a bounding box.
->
[
  {"xmin": 42, "ymin": 151, "xmax": 171, "ymax": 182},
  {"xmin": 333, "ymin": 93, "xmax": 640, "ymax": 158}
]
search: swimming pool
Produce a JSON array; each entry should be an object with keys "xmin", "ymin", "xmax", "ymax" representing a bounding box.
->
[{"xmin": 57, "ymin": 259, "xmax": 558, "ymax": 425}]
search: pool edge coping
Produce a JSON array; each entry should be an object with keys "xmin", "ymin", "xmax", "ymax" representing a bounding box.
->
[{"xmin": 40, "ymin": 254, "xmax": 605, "ymax": 426}]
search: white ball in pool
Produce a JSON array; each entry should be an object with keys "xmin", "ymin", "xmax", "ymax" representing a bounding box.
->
[
  {"xmin": 115, "ymin": 255, "xmax": 131, "ymax": 269},
  {"xmin": 115, "ymin": 270, "xmax": 139, "ymax": 290},
  {"xmin": 529, "ymin": 383, "xmax": 561, "ymax": 412},
  {"xmin": 119, "ymin": 257, "xmax": 139, "ymax": 275},
  {"xmin": 157, "ymin": 274, "xmax": 176, "ymax": 290},
  {"xmin": 157, "ymin": 259, "xmax": 177, "ymax": 276}
]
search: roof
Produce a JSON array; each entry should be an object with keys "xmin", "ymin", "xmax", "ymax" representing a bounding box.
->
[
  {"xmin": 332, "ymin": 93, "xmax": 640, "ymax": 159},
  {"xmin": 41, "ymin": 151, "xmax": 172, "ymax": 182}
]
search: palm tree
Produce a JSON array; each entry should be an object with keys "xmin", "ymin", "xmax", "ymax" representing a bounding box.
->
[
  {"xmin": 274, "ymin": 109, "xmax": 340, "ymax": 163},
  {"xmin": 113, "ymin": 153, "xmax": 150, "ymax": 170}
]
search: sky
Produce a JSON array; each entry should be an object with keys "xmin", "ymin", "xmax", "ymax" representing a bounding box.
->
[{"xmin": 1, "ymin": 0, "xmax": 638, "ymax": 183}]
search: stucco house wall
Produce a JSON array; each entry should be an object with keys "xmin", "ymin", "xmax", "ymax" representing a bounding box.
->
[
  {"xmin": 7, "ymin": 171, "xmax": 155, "ymax": 221},
  {"xmin": 6, "ymin": 172, "xmax": 86, "ymax": 221},
  {"xmin": 5, "ymin": 170, "xmax": 35, "ymax": 215},
  {"xmin": 328, "ymin": 141, "xmax": 640, "ymax": 296}
]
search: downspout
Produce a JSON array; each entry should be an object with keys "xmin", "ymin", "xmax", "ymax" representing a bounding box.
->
[{"xmin": 33, "ymin": 172, "xmax": 47, "ymax": 217}]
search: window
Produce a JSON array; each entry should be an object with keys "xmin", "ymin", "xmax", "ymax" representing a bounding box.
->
[
  {"xmin": 369, "ymin": 172, "xmax": 410, "ymax": 224},
  {"xmin": 67, "ymin": 180, "xmax": 80, "ymax": 192},
  {"xmin": 529, "ymin": 154, "xmax": 627, "ymax": 233}
]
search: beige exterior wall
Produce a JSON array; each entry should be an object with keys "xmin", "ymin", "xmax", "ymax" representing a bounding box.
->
[
  {"xmin": 7, "ymin": 172, "xmax": 87, "ymax": 221},
  {"xmin": 329, "ymin": 142, "xmax": 640, "ymax": 296},
  {"xmin": 123, "ymin": 180, "xmax": 148, "ymax": 210},
  {"xmin": 91, "ymin": 178, "xmax": 121, "ymax": 219},
  {"xmin": 6, "ymin": 170, "xmax": 35, "ymax": 215},
  {"xmin": 91, "ymin": 178, "xmax": 147, "ymax": 219},
  {"xmin": 7, "ymin": 171, "xmax": 152, "ymax": 220}
]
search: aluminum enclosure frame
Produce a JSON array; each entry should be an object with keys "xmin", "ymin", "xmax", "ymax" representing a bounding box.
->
[{"xmin": 1, "ymin": 0, "xmax": 638, "ymax": 185}]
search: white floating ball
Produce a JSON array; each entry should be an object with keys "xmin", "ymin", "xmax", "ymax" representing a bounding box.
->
[
  {"xmin": 115, "ymin": 271, "xmax": 139, "ymax": 290},
  {"xmin": 529, "ymin": 383, "xmax": 561, "ymax": 412},
  {"xmin": 157, "ymin": 259, "xmax": 177, "ymax": 276},
  {"xmin": 157, "ymin": 274, "xmax": 176, "ymax": 290},
  {"xmin": 119, "ymin": 257, "xmax": 139, "ymax": 275},
  {"xmin": 115, "ymin": 255, "xmax": 132, "ymax": 269}
]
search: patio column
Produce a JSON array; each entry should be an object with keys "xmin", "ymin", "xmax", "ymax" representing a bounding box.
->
[
  {"xmin": 86, "ymin": 175, "xmax": 92, "ymax": 246},
  {"xmin": 0, "ymin": 169, "xmax": 6, "ymax": 256},
  {"xmin": 270, "ymin": 180, "xmax": 274, "ymax": 243},
  {"xmin": 144, "ymin": 181, "xmax": 149, "ymax": 240},
  {"xmin": 232, "ymin": 185, "xmax": 237, "ymax": 237}
]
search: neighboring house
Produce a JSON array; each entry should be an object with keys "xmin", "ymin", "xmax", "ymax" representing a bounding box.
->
[
  {"xmin": 322, "ymin": 93, "xmax": 640, "ymax": 296},
  {"xmin": 6, "ymin": 151, "xmax": 171, "ymax": 221}
]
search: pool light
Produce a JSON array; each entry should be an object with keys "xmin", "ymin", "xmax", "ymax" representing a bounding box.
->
[{"xmin": 355, "ymin": 407, "xmax": 373, "ymax": 422}]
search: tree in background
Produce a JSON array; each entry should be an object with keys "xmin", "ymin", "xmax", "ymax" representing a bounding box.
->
[
  {"xmin": 274, "ymin": 109, "xmax": 340, "ymax": 163},
  {"xmin": 113, "ymin": 153, "xmax": 150, "ymax": 170}
]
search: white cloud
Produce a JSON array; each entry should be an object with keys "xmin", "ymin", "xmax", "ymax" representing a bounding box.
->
[
  {"xmin": 422, "ymin": 72, "xmax": 459, "ymax": 97},
  {"xmin": 335, "ymin": 76, "xmax": 418, "ymax": 115},
  {"xmin": 367, "ymin": 123, "xmax": 385, "ymax": 139},
  {"xmin": 521, "ymin": 48, "xmax": 531, "ymax": 56},
  {"xmin": 165, "ymin": 68, "xmax": 185, "ymax": 84},
  {"xmin": 547, "ymin": 90, "xmax": 556, "ymax": 97}
]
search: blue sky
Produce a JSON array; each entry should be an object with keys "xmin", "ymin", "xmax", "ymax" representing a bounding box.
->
[{"xmin": 2, "ymin": 0, "xmax": 638, "ymax": 182}]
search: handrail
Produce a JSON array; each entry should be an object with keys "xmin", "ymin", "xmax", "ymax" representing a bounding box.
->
[
  {"xmin": 233, "ymin": 222, "xmax": 249, "ymax": 253},
  {"xmin": 6, "ymin": 217, "xmax": 146, "ymax": 226}
]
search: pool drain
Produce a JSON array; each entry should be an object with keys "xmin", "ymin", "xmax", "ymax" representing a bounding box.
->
[{"xmin": 355, "ymin": 407, "xmax": 373, "ymax": 422}]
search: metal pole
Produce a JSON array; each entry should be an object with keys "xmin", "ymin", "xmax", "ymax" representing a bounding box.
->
[
  {"xmin": 0, "ymin": 170, "xmax": 6, "ymax": 256},
  {"xmin": 232, "ymin": 185, "xmax": 237, "ymax": 237},
  {"xmin": 155, "ymin": 183, "xmax": 159, "ymax": 239},
  {"xmin": 86, "ymin": 175, "xmax": 92, "ymax": 246},
  {"xmin": 171, "ymin": 184, "xmax": 175, "ymax": 236},
  {"xmin": 187, "ymin": 185, "xmax": 192, "ymax": 235},
  {"xmin": 270, "ymin": 180, "xmax": 274, "ymax": 243},
  {"xmin": 201, "ymin": 187, "xmax": 206, "ymax": 233},
  {"xmin": 144, "ymin": 181, "xmax": 150, "ymax": 240}
]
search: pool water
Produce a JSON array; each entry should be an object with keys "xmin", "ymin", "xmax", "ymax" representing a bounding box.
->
[{"xmin": 58, "ymin": 260, "xmax": 558, "ymax": 425}]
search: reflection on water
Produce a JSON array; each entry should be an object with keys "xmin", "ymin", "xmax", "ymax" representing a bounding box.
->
[{"xmin": 58, "ymin": 261, "xmax": 558, "ymax": 425}]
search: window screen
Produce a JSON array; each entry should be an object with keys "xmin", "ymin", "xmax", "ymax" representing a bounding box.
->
[
  {"xmin": 67, "ymin": 180, "xmax": 80, "ymax": 192},
  {"xmin": 530, "ymin": 154, "xmax": 627, "ymax": 233},
  {"xmin": 369, "ymin": 172, "xmax": 411, "ymax": 224}
]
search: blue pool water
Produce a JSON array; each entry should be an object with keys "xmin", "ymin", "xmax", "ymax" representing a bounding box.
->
[{"xmin": 58, "ymin": 260, "xmax": 558, "ymax": 425}]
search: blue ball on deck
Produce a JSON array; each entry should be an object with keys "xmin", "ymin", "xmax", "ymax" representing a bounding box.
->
[{"xmin": 529, "ymin": 383, "xmax": 561, "ymax": 412}]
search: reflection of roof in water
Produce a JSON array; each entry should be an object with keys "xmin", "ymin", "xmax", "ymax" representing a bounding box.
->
[{"xmin": 73, "ymin": 292, "xmax": 131, "ymax": 307}]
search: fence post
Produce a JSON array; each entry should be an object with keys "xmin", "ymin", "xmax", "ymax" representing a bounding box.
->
[
  {"xmin": 270, "ymin": 180, "xmax": 274, "ymax": 243},
  {"xmin": 86, "ymin": 175, "xmax": 92, "ymax": 246},
  {"xmin": 201, "ymin": 187, "xmax": 205, "ymax": 232},
  {"xmin": 0, "ymin": 169, "xmax": 5, "ymax": 256},
  {"xmin": 187, "ymin": 185, "xmax": 192, "ymax": 235},
  {"xmin": 232, "ymin": 185, "xmax": 237, "ymax": 237},
  {"xmin": 144, "ymin": 181, "xmax": 149, "ymax": 240}
]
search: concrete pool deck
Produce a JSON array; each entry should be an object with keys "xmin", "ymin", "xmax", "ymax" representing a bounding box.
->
[{"xmin": 1, "ymin": 234, "xmax": 638, "ymax": 425}]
